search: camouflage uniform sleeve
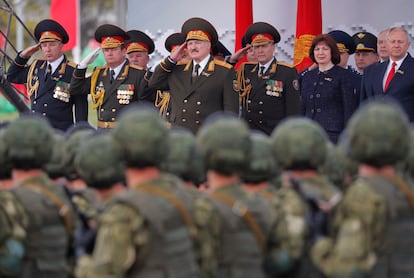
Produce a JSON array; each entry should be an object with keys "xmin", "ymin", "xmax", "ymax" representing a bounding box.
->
[
  {"xmin": 311, "ymin": 180, "xmax": 384, "ymax": 277},
  {"xmin": 264, "ymin": 190, "xmax": 307, "ymax": 275},
  {"xmin": 193, "ymin": 196, "xmax": 221, "ymax": 278},
  {"xmin": 75, "ymin": 203, "xmax": 148, "ymax": 278},
  {"xmin": 332, "ymin": 179, "xmax": 386, "ymax": 249}
]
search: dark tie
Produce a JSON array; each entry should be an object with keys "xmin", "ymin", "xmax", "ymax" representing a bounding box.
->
[
  {"xmin": 384, "ymin": 61, "xmax": 397, "ymax": 92},
  {"xmin": 110, "ymin": 69, "xmax": 115, "ymax": 84},
  {"xmin": 259, "ymin": 65, "xmax": 265, "ymax": 77},
  {"xmin": 192, "ymin": 64, "xmax": 200, "ymax": 83},
  {"xmin": 44, "ymin": 64, "xmax": 51, "ymax": 81}
]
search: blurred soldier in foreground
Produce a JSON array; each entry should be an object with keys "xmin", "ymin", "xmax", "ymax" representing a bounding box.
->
[
  {"xmin": 73, "ymin": 132, "xmax": 126, "ymax": 260},
  {"xmin": 271, "ymin": 117, "xmax": 342, "ymax": 278},
  {"xmin": 312, "ymin": 100, "xmax": 413, "ymax": 277},
  {"xmin": 0, "ymin": 116, "xmax": 77, "ymax": 277},
  {"xmin": 76, "ymin": 105, "xmax": 200, "ymax": 277},
  {"xmin": 195, "ymin": 114, "xmax": 298, "ymax": 277},
  {"xmin": 241, "ymin": 131, "xmax": 305, "ymax": 277},
  {"xmin": 7, "ymin": 19, "xmax": 88, "ymax": 131}
]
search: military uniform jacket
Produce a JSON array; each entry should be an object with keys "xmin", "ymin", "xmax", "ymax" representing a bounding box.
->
[
  {"xmin": 300, "ymin": 65, "xmax": 358, "ymax": 143},
  {"xmin": 360, "ymin": 54, "xmax": 414, "ymax": 122},
  {"xmin": 238, "ymin": 58, "xmax": 300, "ymax": 135},
  {"xmin": 70, "ymin": 60, "xmax": 146, "ymax": 124},
  {"xmin": 7, "ymin": 54, "xmax": 88, "ymax": 131},
  {"xmin": 149, "ymin": 56, "xmax": 239, "ymax": 134}
]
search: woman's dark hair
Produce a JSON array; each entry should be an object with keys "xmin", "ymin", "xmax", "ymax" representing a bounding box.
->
[{"xmin": 309, "ymin": 34, "xmax": 341, "ymax": 65}]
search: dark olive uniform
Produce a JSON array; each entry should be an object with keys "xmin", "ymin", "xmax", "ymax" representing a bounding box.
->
[
  {"xmin": 149, "ymin": 57, "xmax": 239, "ymax": 134},
  {"xmin": 238, "ymin": 59, "xmax": 300, "ymax": 135},
  {"xmin": 70, "ymin": 61, "xmax": 145, "ymax": 128}
]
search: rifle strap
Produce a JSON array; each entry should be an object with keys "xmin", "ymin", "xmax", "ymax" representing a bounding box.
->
[
  {"xmin": 210, "ymin": 191, "xmax": 266, "ymax": 254},
  {"xmin": 384, "ymin": 174, "xmax": 414, "ymax": 214},
  {"xmin": 24, "ymin": 182, "xmax": 73, "ymax": 238},
  {"xmin": 133, "ymin": 184, "xmax": 196, "ymax": 237}
]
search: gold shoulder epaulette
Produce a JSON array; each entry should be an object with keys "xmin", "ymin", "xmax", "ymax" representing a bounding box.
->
[
  {"xmin": 214, "ymin": 59, "xmax": 232, "ymax": 69},
  {"xmin": 129, "ymin": 64, "xmax": 144, "ymax": 70},
  {"xmin": 277, "ymin": 61, "xmax": 295, "ymax": 68},
  {"xmin": 67, "ymin": 61, "xmax": 77, "ymax": 68},
  {"xmin": 177, "ymin": 60, "xmax": 188, "ymax": 66}
]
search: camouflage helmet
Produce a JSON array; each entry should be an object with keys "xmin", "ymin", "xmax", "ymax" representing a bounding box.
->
[
  {"xmin": 399, "ymin": 129, "xmax": 414, "ymax": 178},
  {"xmin": 3, "ymin": 115, "xmax": 54, "ymax": 170},
  {"xmin": 343, "ymin": 100, "xmax": 410, "ymax": 167},
  {"xmin": 319, "ymin": 142, "xmax": 346, "ymax": 190},
  {"xmin": 161, "ymin": 127, "xmax": 205, "ymax": 185},
  {"xmin": 241, "ymin": 131, "xmax": 279, "ymax": 183},
  {"xmin": 112, "ymin": 104, "xmax": 168, "ymax": 168},
  {"xmin": 75, "ymin": 133, "xmax": 125, "ymax": 189},
  {"xmin": 196, "ymin": 113, "xmax": 251, "ymax": 175},
  {"xmin": 0, "ymin": 129, "xmax": 12, "ymax": 179},
  {"xmin": 62, "ymin": 123, "xmax": 95, "ymax": 180},
  {"xmin": 271, "ymin": 117, "xmax": 328, "ymax": 170},
  {"xmin": 44, "ymin": 131, "xmax": 66, "ymax": 179}
]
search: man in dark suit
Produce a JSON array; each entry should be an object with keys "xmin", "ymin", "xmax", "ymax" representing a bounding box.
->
[
  {"xmin": 7, "ymin": 19, "xmax": 88, "ymax": 131},
  {"xmin": 148, "ymin": 17, "xmax": 239, "ymax": 134},
  {"xmin": 237, "ymin": 22, "xmax": 300, "ymax": 135},
  {"xmin": 360, "ymin": 26, "xmax": 414, "ymax": 121},
  {"xmin": 70, "ymin": 24, "xmax": 146, "ymax": 129}
]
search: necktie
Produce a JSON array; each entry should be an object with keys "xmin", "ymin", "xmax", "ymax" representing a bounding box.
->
[
  {"xmin": 193, "ymin": 64, "xmax": 200, "ymax": 77},
  {"xmin": 192, "ymin": 64, "xmax": 200, "ymax": 83},
  {"xmin": 110, "ymin": 69, "xmax": 115, "ymax": 84},
  {"xmin": 44, "ymin": 64, "xmax": 51, "ymax": 81},
  {"xmin": 384, "ymin": 61, "xmax": 397, "ymax": 92},
  {"xmin": 259, "ymin": 66, "xmax": 265, "ymax": 77}
]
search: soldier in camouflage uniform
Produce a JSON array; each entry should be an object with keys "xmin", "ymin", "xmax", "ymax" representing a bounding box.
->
[
  {"xmin": 194, "ymin": 114, "xmax": 299, "ymax": 277},
  {"xmin": 0, "ymin": 125, "xmax": 13, "ymax": 190},
  {"xmin": 0, "ymin": 116, "xmax": 77, "ymax": 277},
  {"xmin": 270, "ymin": 117, "xmax": 343, "ymax": 278},
  {"xmin": 73, "ymin": 132, "xmax": 126, "ymax": 260},
  {"xmin": 240, "ymin": 131, "xmax": 305, "ymax": 276},
  {"xmin": 76, "ymin": 105, "xmax": 200, "ymax": 277},
  {"xmin": 161, "ymin": 126, "xmax": 205, "ymax": 189},
  {"xmin": 312, "ymin": 100, "xmax": 414, "ymax": 278}
]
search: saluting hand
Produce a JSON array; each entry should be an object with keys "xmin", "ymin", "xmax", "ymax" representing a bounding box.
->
[
  {"xmin": 20, "ymin": 43, "xmax": 41, "ymax": 59},
  {"xmin": 229, "ymin": 45, "xmax": 252, "ymax": 64},
  {"xmin": 170, "ymin": 42, "xmax": 187, "ymax": 63}
]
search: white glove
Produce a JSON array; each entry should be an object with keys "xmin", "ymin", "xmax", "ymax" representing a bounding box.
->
[{"xmin": 78, "ymin": 47, "xmax": 101, "ymax": 69}]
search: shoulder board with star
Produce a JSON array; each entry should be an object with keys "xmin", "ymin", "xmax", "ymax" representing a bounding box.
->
[
  {"xmin": 276, "ymin": 61, "xmax": 295, "ymax": 68},
  {"xmin": 129, "ymin": 64, "xmax": 144, "ymax": 70},
  {"xmin": 214, "ymin": 59, "xmax": 232, "ymax": 69}
]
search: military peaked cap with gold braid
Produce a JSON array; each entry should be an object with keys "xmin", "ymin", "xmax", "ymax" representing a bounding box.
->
[
  {"xmin": 34, "ymin": 19, "xmax": 69, "ymax": 44},
  {"xmin": 352, "ymin": 31, "xmax": 377, "ymax": 53},
  {"xmin": 328, "ymin": 30, "xmax": 356, "ymax": 54},
  {"xmin": 245, "ymin": 22, "xmax": 281, "ymax": 46},
  {"xmin": 125, "ymin": 30, "xmax": 155, "ymax": 54},
  {"xmin": 165, "ymin": 32, "xmax": 185, "ymax": 53},
  {"xmin": 181, "ymin": 17, "xmax": 218, "ymax": 44},
  {"xmin": 94, "ymin": 24, "xmax": 130, "ymax": 49}
]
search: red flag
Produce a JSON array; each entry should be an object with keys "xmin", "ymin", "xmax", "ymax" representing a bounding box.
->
[
  {"xmin": 50, "ymin": 0, "xmax": 78, "ymax": 52},
  {"xmin": 235, "ymin": 0, "xmax": 253, "ymax": 68},
  {"xmin": 293, "ymin": 0, "xmax": 322, "ymax": 72}
]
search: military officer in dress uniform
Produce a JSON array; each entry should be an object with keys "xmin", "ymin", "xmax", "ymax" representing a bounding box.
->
[
  {"xmin": 237, "ymin": 22, "xmax": 300, "ymax": 135},
  {"xmin": 70, "ymin": 24, "xmax": 146, "ymax": 129},
  {"xmin": 149, "ymin": 17, "xmax": 239, "ymax": 134},
  {"xmin": 7, "ymin": 19, "xmax": 88, "ymax": 131},
  {"xmin": 352, "ymin": 32, "xmax": 379, "ymax": 74},
  {"xmin": 328, "ymin": 30, "xmax": 362, "ymax": 104}
]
